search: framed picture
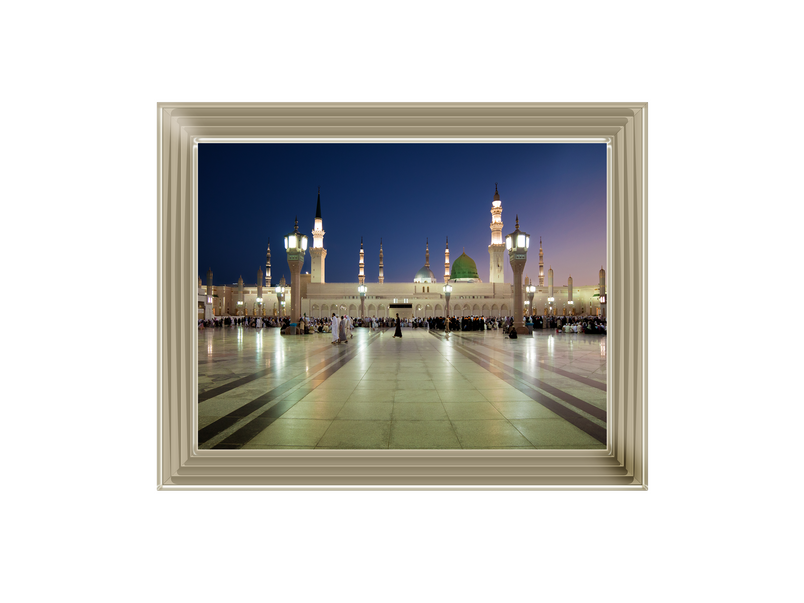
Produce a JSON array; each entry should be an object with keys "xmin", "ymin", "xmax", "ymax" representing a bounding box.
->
[{"xmin": 157, "ymin": 102, "xmax": 647, "ymax": 489}]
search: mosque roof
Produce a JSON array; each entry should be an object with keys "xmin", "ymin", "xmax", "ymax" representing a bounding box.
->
[
  {"xmin": 450, "ymin": 252, "xmax": 480, "ymax": 280},
  {"xmin": 414, "ymin": 266, "xmax": 437, "ymax": 282}
]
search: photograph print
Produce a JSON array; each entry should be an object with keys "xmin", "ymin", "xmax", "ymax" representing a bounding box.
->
[{"xmin": 196, "ymin": 142, "xmax": 607, "ymax": 450}]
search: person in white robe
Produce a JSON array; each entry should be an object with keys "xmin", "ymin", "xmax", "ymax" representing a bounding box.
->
[
  {"xmin": 339, "ymin": 315, "xmax": 348, "ymax": 343},
  {"xmin": 331, "ymin": 313, "xmax": 340, "ymax": 344},
  {"xmin": 346, "ymin": 315, "xmax": 354, "ymax": 339}
]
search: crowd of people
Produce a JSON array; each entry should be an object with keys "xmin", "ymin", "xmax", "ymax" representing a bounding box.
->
[{"xmin": 199, "ymin": 313, "xmax": 606, "ymax": 336}]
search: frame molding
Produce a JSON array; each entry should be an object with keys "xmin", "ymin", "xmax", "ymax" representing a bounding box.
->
[{"xmin": 157, "ymin": 102, "xmax": 647, "ymax": 490}]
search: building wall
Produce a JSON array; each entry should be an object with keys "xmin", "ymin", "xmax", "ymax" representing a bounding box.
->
[
  {"xmin": 301, "ymin": 281, "xmax": 606, "ymax": 319},
  {"xmin": 201, "ymin": 280, "xmax": 607, "ymax": 320}
]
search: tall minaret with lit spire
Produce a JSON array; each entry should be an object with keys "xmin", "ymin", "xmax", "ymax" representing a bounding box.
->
[
  {"xmin": 378, "ymin": 239, "xmax": 384, "ymax": 284},
  {"xmin": 310, "ymin": 187, "xmax": 327, "ymax": 283},
  {"xmin": 444, "ymin": 236, "xmax": 450, "ymax": 283},
  {"xmin": 538, "ymin": 237, "xmax": 544, "ymax": 287},
  {"xmin": 358, "ymin": 237, "xmax": 365, "ymax": 285},
  {"xmin": 488, "ymin": 183, "xmax": 505, "ymax": 283},
  {"xmin": 265, "ymin": 240, "xmax": 271, "ymax": 287}
]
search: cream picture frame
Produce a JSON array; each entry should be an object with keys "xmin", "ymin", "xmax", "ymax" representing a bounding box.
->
[{"xmin": 157, "ymin": 102, "xmax": 647, "ymax": 490}]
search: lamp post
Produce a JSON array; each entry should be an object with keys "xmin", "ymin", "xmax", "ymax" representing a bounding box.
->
[
  {"xmin": 444, "ymin": 284, "xmax": 452, "ymax": 333},
  {"xmin": 526, "ymin": 284, "xmax": 537, "ymax": 316},
  {"xmin": 358, "ymin": 284, "xmax": 367, "ymax": 322},
  {"xmin": 284, "ymin": 217, "xmax": 308, "ymax": 330},
  {"xmin": 237, "ymin": 275, "xmax": 244, "ymax": 316},
  {"xmin": 256, "ymin": 267, "xmax": 263, "ymax": 316},
  {"xmin": 274, "ymin": 284, "xmax": 285, "ymax": 317},
  {"xmin": 505, "ymin": 215, "xmax": 530, "ymax": 335}
]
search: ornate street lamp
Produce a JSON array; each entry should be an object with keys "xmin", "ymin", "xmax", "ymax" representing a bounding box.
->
[
  {"xmin": 443, "ymin": 284, "xmax": 452, "ymax": 333},
  {"xmin": 284, "ymin": 217, "xmax": 308, "ymax": 329},
  {"xmin": 526, "ymin": 284, "xmax": 537, "ymax": 316},
  {"xmin": 358, "ymin": 284, "xmax": 367, "ymax": 322},
  {"xmin": 505, "ymin": 216, "xmax": 530, "ymax": 335},
  {"xmin": 256, "ymin": 267, "xmax": 264, "ymax": 316},
  {"xmin": 237, "ymin": 275, "xmax": 244, "ymax": 316},
  {"xmin": 274, "ymin": 284, "xmax": 284, "ymax": 317}
]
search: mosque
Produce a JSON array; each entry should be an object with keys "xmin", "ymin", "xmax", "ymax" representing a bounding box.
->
[{"xmin": 198, "ymin": 186, "xmax": 606, "ymax": 321}]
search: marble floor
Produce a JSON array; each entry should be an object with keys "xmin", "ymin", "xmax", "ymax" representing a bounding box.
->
[{"xmin": 197, "ymin": 325, "xmax": 607, "ymax": 450}]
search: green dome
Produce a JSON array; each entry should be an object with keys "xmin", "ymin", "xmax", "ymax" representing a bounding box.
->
[{"xmin": 450, "ymin": 252, "xmax": 480, "ymax": 280}]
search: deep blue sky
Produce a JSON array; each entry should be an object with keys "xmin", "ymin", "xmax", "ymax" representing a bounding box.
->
[{"xmin": 198, "ymin": 143, "xmax": 606, "ymax": 288}]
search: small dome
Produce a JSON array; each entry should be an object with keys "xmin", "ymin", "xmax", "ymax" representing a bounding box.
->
[
  {"xmin": 414, "ymin": 266, "xmax": 437, "ymax": 283},
  {"xmin": 450, "ymin": 252, "xmax": 481, "ymax": 281}
]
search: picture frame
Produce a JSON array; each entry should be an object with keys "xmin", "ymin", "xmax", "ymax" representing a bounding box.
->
[{"xmin": 157, "ymin": 102, "xmax": 647, "ymax": 490}]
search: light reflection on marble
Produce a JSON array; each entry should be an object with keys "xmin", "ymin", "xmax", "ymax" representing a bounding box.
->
[{"xmin": 198, "ymin": 326, "xmax": 607, "ymax": 450}]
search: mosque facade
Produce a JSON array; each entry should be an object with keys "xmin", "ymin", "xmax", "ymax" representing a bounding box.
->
[{"xmin": 198, "ymin": 187, "xmax": 606, "ymax": 321}]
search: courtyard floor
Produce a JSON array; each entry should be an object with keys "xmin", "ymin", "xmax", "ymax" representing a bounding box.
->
[{"xmin": 197, "ymin": 325, "xmax": 607, "ymax": 450}]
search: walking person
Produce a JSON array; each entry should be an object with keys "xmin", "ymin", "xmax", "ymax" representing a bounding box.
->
[
  {"xmin": 392, "ymin": 313, "xmax": 402, "ymax": 338},
  {"xmin": 331, "ymin": 313, "xmax": 340, "ymax": 344},
  {"xmin": 339, "ymin": 314, "xmax": 348, "ymax": 343}
]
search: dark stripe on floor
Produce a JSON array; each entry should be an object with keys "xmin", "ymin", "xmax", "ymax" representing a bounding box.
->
[
  {"xmin": 198, "ymin": 342, "xmax": 336, "ymax": 403},
  {"xmin": 451, "ymin": 338, "xmax": 606, "ymax": 422},
  {"xmin": 430, "ymin": 331, "xmax": 606, "ymax": 444},
  {"xmin": 453, "ymin": 333, "xmax": 607, "ymax": 392},
  {"xmin": 201, "ymin": 333, "xmax": 380, "ymax": 448}
]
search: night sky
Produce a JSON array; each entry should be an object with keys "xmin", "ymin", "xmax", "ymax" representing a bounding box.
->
[{"xmin": 198, "ymin": 143, "xmax": 606, "ymax": 288}]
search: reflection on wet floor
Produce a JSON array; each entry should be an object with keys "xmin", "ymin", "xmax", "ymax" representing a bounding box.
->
[{"xmin": 198, "ymin": 326, "xmax": 607, "ymax": 450}]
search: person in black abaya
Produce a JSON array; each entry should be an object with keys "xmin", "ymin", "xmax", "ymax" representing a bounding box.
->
[{"xmin": 393, "ymin": 313, "xmax": 402, "ymax": 338}]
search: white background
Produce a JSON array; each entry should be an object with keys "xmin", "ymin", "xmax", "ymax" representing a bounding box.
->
[{"xmin": 3, "ymin": 1, "xmax": 800, "ymax": 601}]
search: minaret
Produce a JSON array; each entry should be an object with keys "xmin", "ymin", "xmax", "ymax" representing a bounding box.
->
[
  {"xmin": 265, "ymin": 240, "xmax": 271, "ymax": 287},
  {"xmin": 425, "ymin": 238, "xmax": 430, "ymax": 269},
  {"xmin": 358, "ymin": 237, "xmax": 365, "ymax": 285},
  {"xmin": 538, "ymin": 237, "xmax": 544, "ymax": 287},
  {"xmin": 548, "ymin": 267, "xmax": 554, "ymax": 299},
  {"xmin": 488, "ymin": 183, "xmax": 505, "ymax": 283},
  {"xmin": 206, "ymin": 268, "xmax": 213, "ymax": 297},
  {"xmin": 310, "ymin": 187, "xmax": 327, "ymax": 283},
  {"xmin": 444, "ymin": 236, "xmax": 450, "ymax": 283},
  {"xmin": 379, "ymin": 238, "xmax": 384, "ymax": 284}
]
